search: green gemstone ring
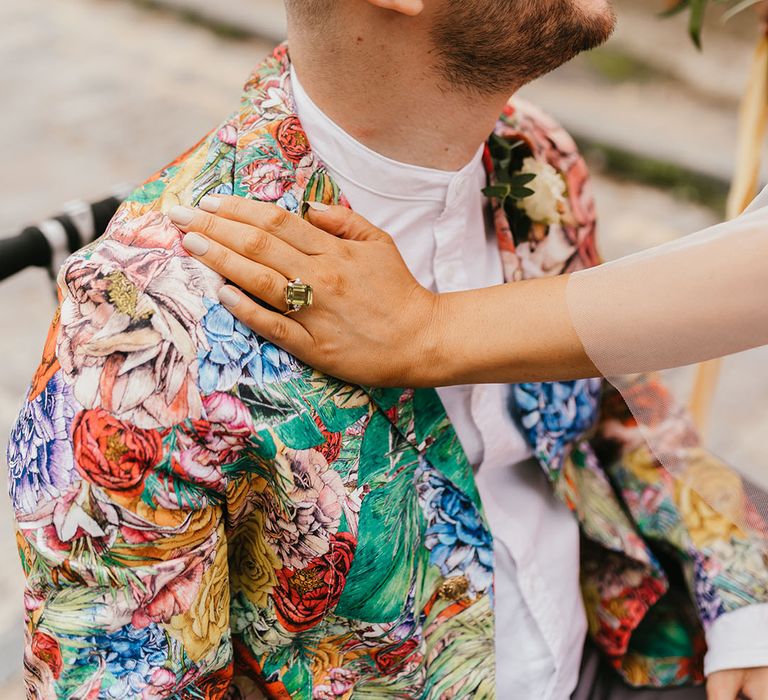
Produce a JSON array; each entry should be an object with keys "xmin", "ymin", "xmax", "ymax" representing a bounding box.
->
[{"xmin": 284, "ymin": 278, "xmax": 314, "ymax": 315}]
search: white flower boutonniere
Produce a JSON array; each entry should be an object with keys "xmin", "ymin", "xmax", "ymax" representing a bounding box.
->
[{"xmin": 516, "ymin": 157, "xmax": 567, "ymax": 226}]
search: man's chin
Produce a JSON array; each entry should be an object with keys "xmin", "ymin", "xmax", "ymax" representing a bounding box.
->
[
  {"xmin": 585, "ymin": 0, "xmax": 618, "ymax": 45},
  {"xmin": 572, "ymin": 2, "xmax": 617, "ymax": 56},
  {"xmin": 580, "ymin": 0, "xmax": 615, "ymax": 20}
]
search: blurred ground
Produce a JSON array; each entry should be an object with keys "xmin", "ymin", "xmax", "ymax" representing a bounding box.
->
[{"xmin": 0, "ymin": 0, "xmax": 766, "ymax": 693}]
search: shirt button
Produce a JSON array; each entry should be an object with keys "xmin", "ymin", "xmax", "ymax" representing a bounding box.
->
[{"xmin": 437, "ymin": 575, "xmax": 470, "ymax": 601}]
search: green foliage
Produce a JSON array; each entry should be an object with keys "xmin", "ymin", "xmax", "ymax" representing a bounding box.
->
[
  {"xmin": 662, "ymin": 0, "xmax": 762, "ymax": 48},
  {"xmin": 482, "ymin": 134, "xmax": 536, "ymax": 205},
  {"xmin": 335, "ymin": 468, "xmax": 427, "ymax": 622}
]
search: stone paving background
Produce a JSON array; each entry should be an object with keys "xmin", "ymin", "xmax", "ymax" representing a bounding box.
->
[{"xmin": 1, "ymin": 0, "xmax": 767, "ymax": 693}]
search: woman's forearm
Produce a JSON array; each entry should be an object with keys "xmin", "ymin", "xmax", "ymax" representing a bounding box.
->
[
  {"xmin": 178, "ymin": 195, "xmax": 768, "ymax": 390},
  {"xmin": 421, "ymin": 275, "xmax": 598, "ymax": 387}
]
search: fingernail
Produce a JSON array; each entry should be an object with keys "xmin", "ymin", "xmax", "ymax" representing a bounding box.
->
[
  {"xmin": 306, "ymin": 201, "xmax": 329, "ymax": 212},
  {"xmin": 218, "ymin": 286, "xmax": 240, "ymax": 308},
  {"xmin": 168, "ymin": 205, "xmax": 196, "ymax": 226},
  {"xmin": 199, "ymin": 195, "xmax": 221, "ymax": 213},
  {"xmin": 182, "ymin": 232, "xmax": 209, "ymax": 256}
]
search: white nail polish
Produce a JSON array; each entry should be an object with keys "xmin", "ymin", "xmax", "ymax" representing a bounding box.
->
[
  {"xmin": 306, "ymin": 201, "xmax": 330, "ymax": 212},
  {"xmin": 199, "ymin": 195, "xmax": 221, "ymax": 213},
  {"xmin": 182, "ymin": 232, "xmax": 209, "ymax": 256},
  {"xmin": 168, "ymin": 205, "xmax": 195, "ymax": 226}
]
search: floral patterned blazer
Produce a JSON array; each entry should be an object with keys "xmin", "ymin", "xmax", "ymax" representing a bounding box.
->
[{"xmin": 8, "ymin": 45, "xmax": 768, "ymax": 699}]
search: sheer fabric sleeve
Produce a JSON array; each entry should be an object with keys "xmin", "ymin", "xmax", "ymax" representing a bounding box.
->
[
  {"xmin": 566, "ymin": 185, "xmax": 768, "ymax": 537},
  {"xmin": 566, "ymin": 185, "xmax": 768, "ymax": 376}
]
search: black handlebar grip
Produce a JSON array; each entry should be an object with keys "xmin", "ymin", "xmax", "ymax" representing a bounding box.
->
[
  {"xmin": 91, "ymin": 196, "xmax": 123, "ymax": 242},
  {"xmin": 0, "ymin": 194, "xmax": 124, "ymax": 284},
  {"xmin": 0, "ymin": 227, "xmax": 52, "ymax": 282}
]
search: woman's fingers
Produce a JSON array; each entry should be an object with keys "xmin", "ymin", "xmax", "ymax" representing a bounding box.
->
[
  {"xmin": 706, "ymin": 670, "xmax": 746, "ymax": 700},
  {"xmin": 198, "ymin": 195, "xmax": 332, "ymax": 254},
  {"xmin": 181, "ymin": 232, "xmax": 290, "ymax": 311},
  {"xmin": 305, "ymin": 205, "xmax": 392, "ymax": 243},
  {"xmin": 218, "ymin": 285, "xmax": 313, "ymax": 357},
  {"xmin": 168, "ymin": 204, "xmax": 303, "ymax": 277}
]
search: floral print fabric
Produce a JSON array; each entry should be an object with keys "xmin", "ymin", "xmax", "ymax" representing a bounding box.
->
[{"xmin": 7, "ymin": 44, "xmax": 768, "ymax": 698}]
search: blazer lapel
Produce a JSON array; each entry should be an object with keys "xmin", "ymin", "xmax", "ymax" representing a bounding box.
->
[{"xmin": 484, "ymin": 117, "xmax": 603, "ymax": 487}]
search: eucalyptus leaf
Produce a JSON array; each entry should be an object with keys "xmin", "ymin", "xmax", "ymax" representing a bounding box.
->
[
  {"xmin": 662, "ymin": 0, "xmax": 757, "ymax": 47},
  {"xmin": 688, "ymin": 0, "xmax": 707, "ymax": 49},
  {"xmin": 482, "ymin": 184, "xmax": 512, "ymax": 199},
  {"xmin": 510, "ymin": 173, "xmax": 537, "ymax": 185}
]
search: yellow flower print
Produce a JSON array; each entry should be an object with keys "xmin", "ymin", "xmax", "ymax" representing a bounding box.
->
[
  {"xmin": 16, "ymin": 529, "xmax": 34, "ymax": 577},
  {"xmin": 623, "ymin": 448, "xmax": 665, "ymax": 486},
  {"xmin": 674, "ymin": 448, "xmax": 747, "ymax": 548},
  {"xmin": 229, "ymin": 510, "xmax": 281, "ymax": 608},
  {"xmin": 165, "ymin": 528, "xmax": 230, "ymax": 662},
  {"xmin": 309, "ymin": 635, "xmax": 365, "ymax": 699},
  {"xmin": 110, "ymin": 504, "xmax": 220, "ymax": 567},
  {"xmin": 226, "ymin": 472, "xmax": 269, "ymax": 528}
]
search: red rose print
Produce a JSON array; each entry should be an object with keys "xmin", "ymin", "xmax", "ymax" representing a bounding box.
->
[
  {"xmin": 273, "ymin": 532, "xmax": 356, "ymax": 633},
  {"xmin": 272, "ymin": 43, "xmax": 289, "ymax": 66},
  {"xmin": 72, "ymin": 409, "xmax": 163, "ymax": 496},
  {"xmin": 31, "ymin": 631, "xmax": 63, "ymax": 679},
  {"xmin": 373, "ymin": 638, "xmax": 421, "ymax": 675},
  {"xmin": 596, "ymin": 622, "xmax": 630, "ymax": 659},
  {"xmin": 276, "ymin": 116, "xmax": 310, "ymax": 164}
]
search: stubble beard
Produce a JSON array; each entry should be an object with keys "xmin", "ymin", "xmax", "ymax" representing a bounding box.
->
[{"xmin": 430, "ymin": 0, "xmax": 617, "ymax": 94}]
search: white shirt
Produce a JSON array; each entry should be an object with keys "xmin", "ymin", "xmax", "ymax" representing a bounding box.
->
[{"xmin": 289, "ymin": 68, "xmax": 768, "ymax": 697}]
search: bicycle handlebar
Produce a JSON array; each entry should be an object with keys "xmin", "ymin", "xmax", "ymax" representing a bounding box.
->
[{"xmin": 0, "ymin": 194, "xmax": 125, "ymax": 283}]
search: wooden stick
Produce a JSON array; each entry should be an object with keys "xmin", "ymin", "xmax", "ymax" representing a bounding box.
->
[{"xmin": 689, "ymin": 35, "xmax": 768, "ymax": 435}]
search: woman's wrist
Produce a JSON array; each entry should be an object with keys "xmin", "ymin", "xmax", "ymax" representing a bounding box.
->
[
  {"xmin": 407, "ymin": 290, "xmax": 473, "ymax": 388},
  {"xmin": 400, "ymin": 277, "xmax": 596, "ymax": 388}
]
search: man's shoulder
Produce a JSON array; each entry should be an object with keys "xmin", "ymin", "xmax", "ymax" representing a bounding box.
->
[
  {"xmin": 66, "ymin": 108, "xmax": 238, "ymax": 268},
  {"xmin": 56, "ymin": 115, "xmax": 230, "ymax": 376},
  {"xmin": 51, "ymin": 207, "xmax": 222, "ymax": 429},
  {"xmin": 48, "ymin": 116, "xmax": 244, "ymax": 430}
]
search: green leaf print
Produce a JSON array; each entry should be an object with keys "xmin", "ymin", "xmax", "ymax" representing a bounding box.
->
[
  {"xmin": 335, "ymin": 471, "xmax": 427, "ymax": 622},
  {"xmin": 125, "ymin": 173, "xmax": 177, "ymax": 204}
]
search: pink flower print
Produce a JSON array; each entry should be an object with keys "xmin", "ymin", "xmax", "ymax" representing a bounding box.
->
[
  {"xmin": 239, "ymin": 158, "xmax": 294, "ymax": 202},
  {"xmin": 263, "ymin": 448, "xmax": 346, "ymax": 569},
  {"xmin": 57, "ymin": 231, "xmax": 221, "ymax": 430}
]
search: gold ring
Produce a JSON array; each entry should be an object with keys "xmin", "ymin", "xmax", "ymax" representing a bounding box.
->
[{"xmin": 284, "ymin": 278, "xmax": 314, "ymax": 315}]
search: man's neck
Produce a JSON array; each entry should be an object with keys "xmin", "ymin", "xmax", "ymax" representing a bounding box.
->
[{"xmin": 287, "ymin": 20, "xmax": 515, "ymax": 172}]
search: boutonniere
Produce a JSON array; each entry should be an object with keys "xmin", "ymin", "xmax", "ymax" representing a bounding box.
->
[{"xmin": 484, "ymin": 133, "xmax": 568, "ymax": 242}]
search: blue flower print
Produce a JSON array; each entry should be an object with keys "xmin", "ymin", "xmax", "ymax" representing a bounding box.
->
[
  {"xmin": 510, "ymin": 379, "xmax": 602, "ymax": 473},
  {"xmin": 6, "ymin": 372, "xmax": 77, "ymax": 516},
  {"xmin": 69, "ymin": 622, "xmax": 169, "ymax": 698},
  {"xmin": 417, "ymin": 465, "xmax": 494, "ymax": 596},
  {"xmin": 277, "ymin": 191, "xmax": 300, "ymax": 213},
  {"xmin": 691, "ymin": 552, "xmax": 726, "ymax": 628},
  {"xmin": 199, "ymin": 299, "xmax": 294, "ymax": 393}
]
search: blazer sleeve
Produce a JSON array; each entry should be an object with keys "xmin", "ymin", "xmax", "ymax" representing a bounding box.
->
[
  {"xmin": 597, "ymin": 377, "xmax": 768, "ymax": 628},
  {"xmin": 6, "ymin": 210, "xmax": 248, "ymax": 697}
]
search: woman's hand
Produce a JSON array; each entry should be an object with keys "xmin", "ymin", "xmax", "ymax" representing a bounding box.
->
[
  {"xmin": 707, "ymin": 666, "xmax": 768, "ymax": 700},
  {"xmin": 169, "ymin": 196, "xmax": 444, "ymax": 387}
]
